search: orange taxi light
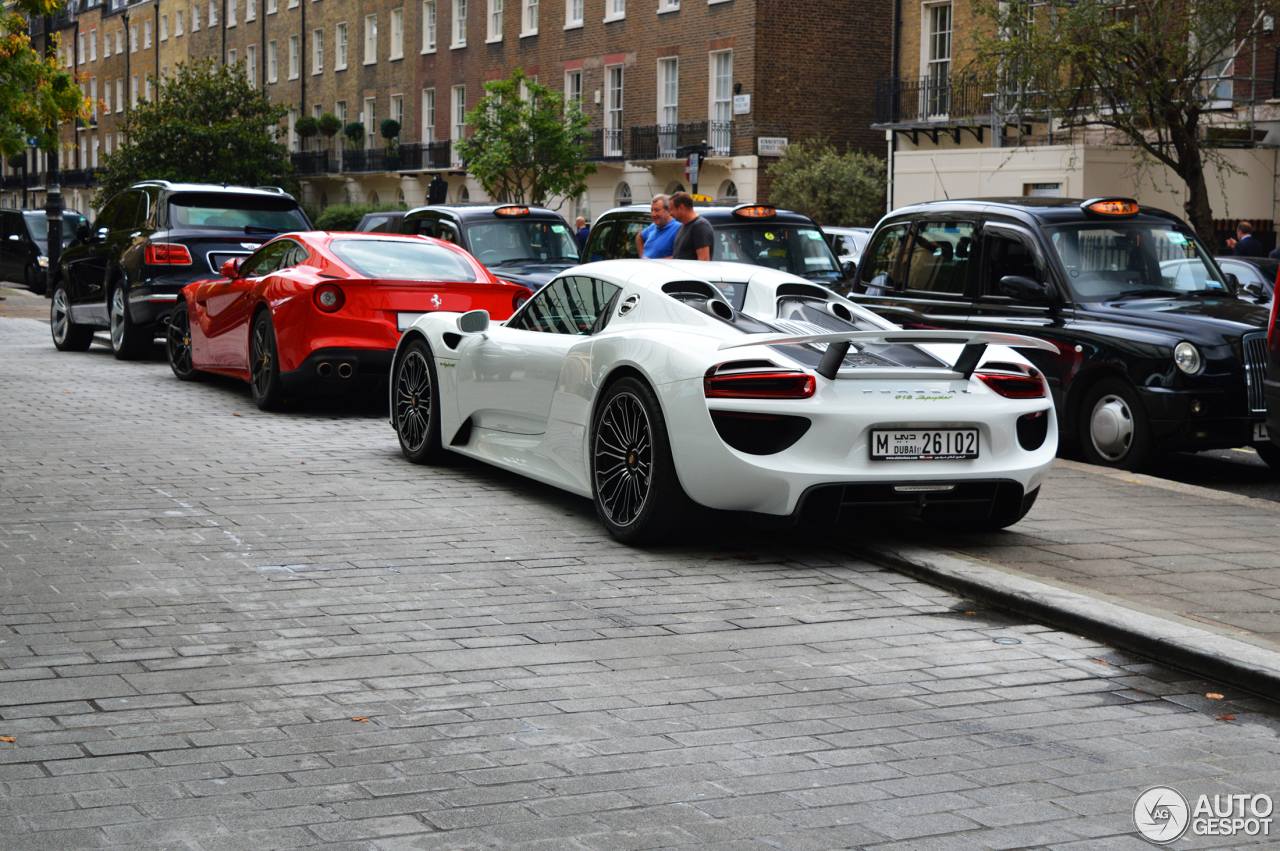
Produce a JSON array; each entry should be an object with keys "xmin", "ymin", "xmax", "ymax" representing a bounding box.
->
[
  {"xmin": 1083, "ymin": 199, "xmax": 1140, "ymax": 217},
  {"xmin": 494, "ymin": 206, "xmax": 530, "ymax": 217},
  {"xmin": 733, "ymin": 205, "xmax": 777, "ymax": 219}
]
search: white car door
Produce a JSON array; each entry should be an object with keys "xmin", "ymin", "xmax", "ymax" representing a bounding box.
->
[{"xmin": 456, "ymin": 275, "xmax": 619, "ymax": 435}]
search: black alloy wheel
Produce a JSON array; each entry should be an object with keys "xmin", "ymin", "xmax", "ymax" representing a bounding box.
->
[
  {"xmin": 166, "ymin": 301, "xmax": 200, "ymax": 381},
  {"xmin": 250, "ymin": 311, "xmax": 285, "ymax": 410},
  {"xmin": 590, "ymin": 377, "xmax": 696, "ymax": 543},
  {"xmin": 393, "ymin": 339, "xmax": 447, "ymax": 464},
  {"xmin": 50, "ymin": 281, "xmax": 92, "ymax": 351}
]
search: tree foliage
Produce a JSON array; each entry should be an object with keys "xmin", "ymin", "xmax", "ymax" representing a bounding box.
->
[
  {"xmin": 766, "ymin": 139, "xmax": 886, "ymax": 227},
  {"xmin": 969, "ymin": 0, "xmax": 1268, "ymax": 240},
  {"xmin": 0, "ymin": 0, "xmax": 90, "ymax": 157},
  {"xmin": 95, "ymin": 59, "xmax": 291, "ymax": 202},
  {"xmin": 454, "ymin": 69, "xmax": 595, "ymax": 207}
]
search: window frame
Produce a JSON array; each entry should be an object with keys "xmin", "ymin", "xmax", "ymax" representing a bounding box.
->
[
  {"xmin": 364, "ymin": 14, "xmax": 377, "ymax": 65},
  {"xmin": 423, "ymin": 0, "xmax": 437, "ymax": 51},
  {"xmin": 452, "ymin": 0, "xmax": 467, "ymax": 47},
  {"xmin": 335, "ymin": 22, "xmax": 348, "ymax": 70},
  {"xmin": 390, "ymin": 7, "xmax": 404, "ymax": 58}
]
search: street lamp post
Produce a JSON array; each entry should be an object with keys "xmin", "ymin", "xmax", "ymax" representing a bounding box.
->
[{"xmin": 43, "ymin": 13, "xmax": 63, "ymax": 289}]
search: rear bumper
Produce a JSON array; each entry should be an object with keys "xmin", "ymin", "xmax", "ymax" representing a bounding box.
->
[{"xmin": 280, "ymin": 347, "xmax": 395, "ymax": 395}]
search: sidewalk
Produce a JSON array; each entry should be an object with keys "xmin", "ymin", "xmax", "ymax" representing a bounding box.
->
[{"xmin": 842, "ymin": 458, "xmax": 1280, "ymax": 701}]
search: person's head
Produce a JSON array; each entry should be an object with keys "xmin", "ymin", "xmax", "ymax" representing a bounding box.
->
[
  {"xmin": 1239, "ymin": 221, "xmax": 1254, "ymax": 238},
  {"xmin": 575, "ymin": 216, "xmax": 586, "ymax": 229},
  {"xmin": 649, "ymin": 194, "xmax": 672, "ymax": 227},
  {"xmin": 669, "ymin": 191, "xmax": 695, "ymax": 223}
]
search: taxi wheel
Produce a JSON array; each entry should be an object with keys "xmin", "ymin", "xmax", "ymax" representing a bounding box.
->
[
  {"xmin": 393, "ymin": 339, "xmax": 447, "ymax": 464},
  {"xmin": 50, "ymin": 280, "xmax": 92, "ymax": 352},
  {"xmin": 590, "ymin": 377, "xmax": 695, "ymax": 544},
  {"xmin": 25, "ymin": 263, "xmax": 45, "ymax": 295},
  {"xmin": 166, "ymin": 302, "xmax": 202, "ymax": 382},
  {"xmin": 109, "ymin": 284, "xmax": 150, "ymax": 360},
  {"xmin": 250, "ymin": 311, "xmax": 285, "ymax": 411},
  {"xmin": 1079, "ymin": 378, "xmax": 1152, "ymax": 471},
  {"xmin": 1254, "ymin": 440, "xmax": 1280, "ymax": 471}
]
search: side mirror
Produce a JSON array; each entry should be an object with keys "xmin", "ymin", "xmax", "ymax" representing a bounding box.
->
[
  {"xmin": 456, "ymin": 309, "xmax": 490, "ymax": 334},
  {"xmin": 7, "ymin": 234, "xmax": 19, "ymax": 242},
  {"xmin": 999, "ymin": 275, "xmax": 1055, "ymax": 303},
  {"xmin": 76, "ymin": 222, "xmax": 90, "ymax": 241},
  {"xmin": 841, "ymin": 260, "xmax": 856, "ymax": 279},
  {"xmin": 219, "ymin": 257, "xmax": 244, "ymax": 279},
  {"xmin": 1223, "ymin": 272, "xmax": 1240, "ymax": 291}
]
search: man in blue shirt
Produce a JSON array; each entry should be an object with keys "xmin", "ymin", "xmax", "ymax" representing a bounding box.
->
[{"xmin": 636, "ymin": 195, "xmax": 680, "ymax": 259}]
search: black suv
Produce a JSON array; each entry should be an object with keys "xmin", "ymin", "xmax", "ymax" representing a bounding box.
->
[
  {"xmin": 583, "ymin": 203, "xmax": 854, "ymax": 291},
  {"xmin": 398, "ymin": 204, "xmax": 578, "ymax": 292},
  {"xmin": 851, "ymin": 196, "xmax": 1273, "ymax": 471},
  {"xmin": 50, "ymin": 181, "xmax": 312, "ymax": 358},
  {"xmin": 0, "ymin": 208, "xmax": 87, "ymax": 294}
]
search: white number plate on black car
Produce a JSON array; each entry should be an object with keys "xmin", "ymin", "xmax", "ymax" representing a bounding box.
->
[{"xmin": 871, "ymin": 429, "xmax": 979, "ymax": 461}]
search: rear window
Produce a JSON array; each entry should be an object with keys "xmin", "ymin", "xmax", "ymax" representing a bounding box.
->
[
  {"xmin": 712, "ymin": 225, "xmax": 841, "ymax": 277},
  {"xmin": 330, "ymin": 238, "xmax": 479, "ymax": 282},
  {"xmin": 168, "ymin": 192, "xmax": 310, "ymax": 233}
]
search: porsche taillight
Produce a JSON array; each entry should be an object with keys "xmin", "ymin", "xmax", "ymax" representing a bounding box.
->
[
  {"xmin": 976, "ymin": 371, "xmax": 1047, "ymax": 399},
  {"xmin": 704, "ymin": 371, "xmax": 816, "ymax": 399},
  {"xmin": 145, "ymin": 243, "xmax": 193, "ymax": 265},
  {"xmin": 314, "ymin": 283, "xmax": 345, "ymax": 313}
]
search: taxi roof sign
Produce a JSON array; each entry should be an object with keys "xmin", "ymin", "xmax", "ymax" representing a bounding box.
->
[
  {"xmin": 1082, "ymin": 198, "xmax": 1140, "ymax": 217},
  {"xmin": 732, "ymin": 205, "xmax": 777, "ymax": 219},
  {"xmin": 494, "ymin": 206, "xmax": 530, "ymax": 217}
]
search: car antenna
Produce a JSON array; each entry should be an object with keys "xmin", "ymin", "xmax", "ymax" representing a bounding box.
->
[{"xmin": 931, "ymin": 158, "xmax": 950, "ymax": 200}]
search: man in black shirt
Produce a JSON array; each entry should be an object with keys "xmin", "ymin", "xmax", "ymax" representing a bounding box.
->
[{"xmin": 670, "ymin": 192, "xmax": 713, "ymax": 260}]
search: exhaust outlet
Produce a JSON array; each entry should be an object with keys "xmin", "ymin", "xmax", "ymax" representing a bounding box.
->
[
  {"xmin": 317, "ymin": 362, "xmax": 333, "ymax": 378},
  {"xmin": 337, "ymin": 363, "xmax": 354, "ymax": 379}
]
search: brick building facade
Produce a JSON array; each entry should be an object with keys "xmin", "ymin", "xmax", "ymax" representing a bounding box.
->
[{"xmin": 5, "ymin": 0, "xmax": 891, "ymax": 221}]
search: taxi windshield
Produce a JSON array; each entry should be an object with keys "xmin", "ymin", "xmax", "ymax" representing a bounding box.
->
[
  {"xmin": 1046, "ymin": 222, "xmax": 1229, "ymax": 300},
  {"xmin": 711, "ymin": 224, "xmax": 842, "ymax": 280},
  {"xmin": 24, "ymin": 212, "xmax": 86, "ymax": 242},
  {"xmin": 465, "ymin": 219, "xmax": 580, "ymax": 265}
]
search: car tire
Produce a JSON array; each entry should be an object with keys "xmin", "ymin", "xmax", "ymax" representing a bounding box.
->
[
  {"xmin": 250, "ymin": 311, "xmax": 285, "ymax": 411},
  {"xmin": 1078, "ymin": 378, "xmax": 1152, "ymax": 471},
  {"xmin": 392, "ymin": 338, "xmax": 447, "ymax": 464},
  {"xmin": 25, "ymin": 263, "xmax": 45, "ymax": 296},
  {"xmin": 109, "ymin": 284, "xmax": 150, "ymax": 360},
  {"xmin": 50, "ymin": 279, "xmax": 93, "ymax": 352},
  {"xmin": 166, "ymin": 301, "xmax": 202, "ymax": 382},
  {"xmin": 1254, "ymin": 440, "xmax": 1280, "ymax": 471},
  {"xmin": 590, "ymin": 376, "xmax": 696, "ymax": 544}
]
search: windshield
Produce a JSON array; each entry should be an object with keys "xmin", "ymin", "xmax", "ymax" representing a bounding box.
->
[
  {"xmin": 331, "ymin": 238, "xmax": 479, "ymax": 282},
  {"xmin": 1046, "ymin": 222, "xmax": 1229, "ymax": 300},
  {"xmin": 711, "ymin": 224, "xmax": 842, "ymax": 280},
  {"xmin": 465, "ymin": 219, "xmax": 580, "ymax": 265},
  {"xmin": 168, "ymin": 192, "xmax": 311, "ymax": 233},
  {"xmin": 24, "ymin": 212, "xmax": 86, "ymax": 242}
]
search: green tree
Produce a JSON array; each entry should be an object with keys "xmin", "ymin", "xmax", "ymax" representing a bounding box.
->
[
  {"xmin": 0, "ymin": 0, "xmax": 90, "ymax": 157},
  {"xmin": 95, "ymin": 59, "xmax": 291, "ymax": 202},
  {"xmin": 318, "ymin": 112, "xmax": 342, "ymax": 151},
  {"xmin": 767, "ymin": 139, "xmax": 886, "ymax": 227},
  {"xmin": 454, "ymin": 69, "xmax": 595, "ymax": 207},
  {"xmin": 294, "ymin": 114, "xmax": 318, "ymax": 150},
  {"xmin": 969, "ymin": 0, "xmax": 1268, "ymax": 241}
]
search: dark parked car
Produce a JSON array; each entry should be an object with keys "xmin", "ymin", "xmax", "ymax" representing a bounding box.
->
[
  {"xmin": 0, "ymin": 208, "xmax": 87, "ymax": 294},
  {"xmin": 583, "ymin": 203, "xmax": 855, "ymax": 292},
  {"xmin": 50, "ymin": 181, "xmax": 311, "ymax": 359},
  {"xmin": 850, "ymin": 196, "xmax": 1274, "ymax": 471},
  {"xmin": 1215, "ymin": 256, "xmax": 1278, "ymax": 304},
  {"xmin": 355, "ymin": 210, "xmax": 407, "ymax": 233},
  {"xmin": 398, "ymin": 204, "xmax": 578, "ymax": 292}
]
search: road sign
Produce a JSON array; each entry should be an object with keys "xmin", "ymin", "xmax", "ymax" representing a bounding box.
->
[{"xmin": 684, "ymin": 154, "xmax": 699, "ymax": 185}]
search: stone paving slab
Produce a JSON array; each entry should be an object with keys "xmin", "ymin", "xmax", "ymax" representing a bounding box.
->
[{"xmin": 2, "ymin": 316, "xmax": 1280, "ymax": 850}]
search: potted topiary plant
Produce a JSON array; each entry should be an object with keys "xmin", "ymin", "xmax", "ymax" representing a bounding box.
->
[
  {"xmin": 380, "ymin": 118, "xmax": 401, "ymax": 170},
  {"xmin": 343, "ymin": 121, "xmax": 366, "ymax": 150},
  {"xmin": 318, "ymin": 113, "xmax": 343, "ymax": 154},
  {"xmin": 294, "ymin": 115, "xmax": 319, "ymax": 151}
]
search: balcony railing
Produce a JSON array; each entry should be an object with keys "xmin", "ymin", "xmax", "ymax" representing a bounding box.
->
[
  {"xmin": 292, "ymin": 141, "xmax": 455, "ymax": 176},
  {"xmin": 579, "ymin": 128, "xmax": 627, "ymax": 162},
  {"xmin": 875, "ymin": 74, "xmax": 1006, "ymax": 125},
  {"xmin": 630, "ymin": 121, "xmax": 731, "ymax": 161}
]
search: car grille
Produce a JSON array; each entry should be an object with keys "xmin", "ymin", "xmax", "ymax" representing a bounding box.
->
[{"xmin": 1244, "ymin": 332, "xmax": 1267, "ymax": 414}]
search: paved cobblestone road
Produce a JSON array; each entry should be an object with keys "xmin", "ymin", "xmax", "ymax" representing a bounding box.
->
[{"xmin": 2, "ymin": 316, "xmax": 1279, "ymax": 850}]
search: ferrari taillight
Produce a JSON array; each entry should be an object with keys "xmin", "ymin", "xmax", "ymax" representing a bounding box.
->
[
  {"xmin": 976, "ymin": 371, "xmax": 1047, "ymax": 399},
  {"xmin": 513, "ymin": 288, "xmax": 532, "ymax": 311},
  {"xmin": 1268, "ymin": 276, "xmax": 1280, "ymax": 352},
  {"xmin": 704, "ymin": 371, "xmax": 816, "ymax": 399},
  {"xmin": 145, "ymin": 243, "xmax": 193, "ymax": 265},
  {"xmin": 314, "ymin": 283, "xmax": 345, "ymax": 313}
]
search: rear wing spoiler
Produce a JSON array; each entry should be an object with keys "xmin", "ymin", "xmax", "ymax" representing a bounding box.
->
[{"xmin": 718, "ymin": 329, "xmax": 1059, "ymax": 381}]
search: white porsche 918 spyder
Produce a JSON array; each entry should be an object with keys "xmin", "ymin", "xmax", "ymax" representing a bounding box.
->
[{"xmin": 390, "ymin": 260, "xmax": 1059, "ymax": 543}]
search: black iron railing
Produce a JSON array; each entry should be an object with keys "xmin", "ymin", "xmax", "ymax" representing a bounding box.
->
[{"xmin": 631, "ymin": 121, "xmax": 727, "ymax": 160}]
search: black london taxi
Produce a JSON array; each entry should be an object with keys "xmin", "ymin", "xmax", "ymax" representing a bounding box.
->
[
  {"xmin": 0, "ymin": 208, "xmax": 87, "ymax": 294},
  {"xmin": 398, "ymin": 204, "xmax": 578, "ymax": 292},
  {"xmin": 850, "ymin": 197, "xmax": 1274, "ymax": 471},
  {"xmin": 583, "ymin": 203, "xmax": 855, "ymax": 292}
]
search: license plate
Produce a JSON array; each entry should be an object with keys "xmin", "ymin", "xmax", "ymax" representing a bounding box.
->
[
  {"xmin": 397, "ymin": 312, "xmax": 425, "ymax": 331},
  {"xmin": 871, "ymin": 428, "xmax": 979, "ymax": 461},
  {"xmin": 1255, "ymin": 423, "xmax": 1269, "ymax": 442}
]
